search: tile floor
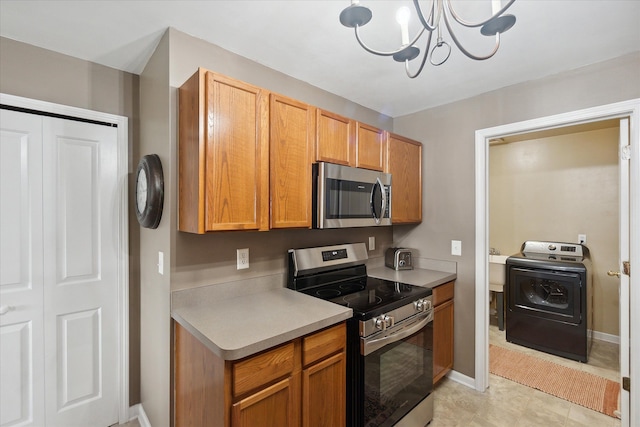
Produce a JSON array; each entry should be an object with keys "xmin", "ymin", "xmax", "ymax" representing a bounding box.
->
[
  {"xmin": 429, "ymin": 324, "xmax": 621, "ymax": 427},
  {"xmin": 119, "ymin": 325, "xmax": 621, "ymax": 427}
]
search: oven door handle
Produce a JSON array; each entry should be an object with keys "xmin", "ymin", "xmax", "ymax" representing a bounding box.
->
[{"xmin": 361, "ymin": 311, "xmax": 433, "ymax": 356}]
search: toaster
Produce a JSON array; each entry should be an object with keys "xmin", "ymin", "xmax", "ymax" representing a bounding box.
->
[{"xmin": 385, "ymin": 248, "xmax": 413, "ymax": 270}]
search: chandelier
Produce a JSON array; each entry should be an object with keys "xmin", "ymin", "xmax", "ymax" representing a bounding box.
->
[{"xmin": 339, "ymin": 0, "xmax": 517, "ymax": 78}]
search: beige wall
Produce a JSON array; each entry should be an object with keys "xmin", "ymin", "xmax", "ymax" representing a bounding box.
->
[
  {"xmin": 0, "ymin": 36, "xmax": 142, "ymax": 405},
  {"xmin": 490, "ymin": 127, "xmax": 619, "ymax": 336},
  {"xmin": 393, "ymin": 52, "xmax": 640, "ymax": 379}
]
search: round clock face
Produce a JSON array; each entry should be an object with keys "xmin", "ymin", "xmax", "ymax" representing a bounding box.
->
[
  {"xmin": 135, "ymin": 154, "xmax": 164, "ymax": 229},
  {"xmin": 136, "ymin": 168, "xmax": 147, "ymax": 214}
]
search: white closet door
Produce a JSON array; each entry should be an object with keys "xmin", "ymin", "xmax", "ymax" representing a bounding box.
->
[
  {"xmin": 1, "ymin": 109, "xmax": 120, "ymax": 427},
  {"xmin": 0, "ymin": 110, "xmax": 45, "ymax": 427},
  {"xmin": 42, "ymin": 117, "xmax": 119, "ymax": 427}
]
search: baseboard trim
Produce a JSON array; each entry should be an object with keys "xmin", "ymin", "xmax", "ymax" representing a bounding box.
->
[
  {"xmin": 129, "ymin": 403, "xmax": 151, "ymax": 427},
  {"xmin": 445, "ymin": 369, "xmax": 475, "ymax": 389},
  {"xmin": 591, "ymin": 330, "xmax": 620, "ymax": 345}
]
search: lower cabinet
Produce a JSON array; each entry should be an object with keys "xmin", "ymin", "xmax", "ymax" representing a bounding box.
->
[
  {"xmin": 432, "ymin": 281, "xmax": 454, "ymax": 384},
  {"xmin": 174, "ymin": 321, "xmax": 346, "ymax": 427}
]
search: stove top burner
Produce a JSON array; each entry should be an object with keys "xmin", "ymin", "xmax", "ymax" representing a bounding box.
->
[{"xmin": 300, "ymin": 275, "xmax": 431, "ymax": 318}]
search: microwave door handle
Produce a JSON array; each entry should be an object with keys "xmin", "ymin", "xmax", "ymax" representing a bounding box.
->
[
  {"xmin": 370, "ymin": 178, "xmax": 384, "ymax": 224},
  {"xmin": 379, "ymin": 178, "xmax": 386, "ymax": 222}
]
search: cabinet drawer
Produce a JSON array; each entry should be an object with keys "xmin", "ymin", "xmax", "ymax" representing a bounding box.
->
[
  {"xmin": 303, "ymin": 323, "xmax": 346, "ymax": 366},
  {"xmin": 233, "ymin": 342, "xmax": 295, "ymax": 397},
  {"xmin": 433, "ymin": 281, "xmax": 454, "ymax": 306}
]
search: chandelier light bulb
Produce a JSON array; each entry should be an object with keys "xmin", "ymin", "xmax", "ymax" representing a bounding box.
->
[{"xmin": 396, "ymin": 6, "xmax": 411, "ymax": 45}]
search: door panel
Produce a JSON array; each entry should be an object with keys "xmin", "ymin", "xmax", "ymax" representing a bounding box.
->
[
  {"xmin": 43, "ymin": 118, "xmax": 119, "ymax": 426},
  {"xmin": 1, "ymin": 109, "xmax": 120, "ymax": 427},
  {"xmin": 0, "ymin": 110, "xmax": 45, "ymax": 427}
]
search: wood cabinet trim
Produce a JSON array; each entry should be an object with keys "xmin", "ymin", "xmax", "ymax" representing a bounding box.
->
[
  {"xmin": 232, "ymin": 341, "xmax": 296, "ymax": 397},
  {"xmin": 433, "ymin": 281, "xmax": 455, "ymax": 306},
  {"xmin": 302, "ymin": 322, "xmax": 346, "ymax": 367}
]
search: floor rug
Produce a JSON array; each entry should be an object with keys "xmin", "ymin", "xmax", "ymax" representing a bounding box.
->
[{"xmin": 489, "ymin": 344, "xmax": 620, "ymax": 418}]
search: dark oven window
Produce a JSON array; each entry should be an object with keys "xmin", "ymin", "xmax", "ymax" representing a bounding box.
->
[
  {"xmin": 509, "ymin": 267, "xmax": 582, "ymax": 324},
  {"xmin": 362, "ymin": 324, "xmax": 433, "ymax": 427}
]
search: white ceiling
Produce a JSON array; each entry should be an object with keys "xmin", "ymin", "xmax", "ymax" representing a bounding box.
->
[{"xmin": 1, "ymin": 1, "xmax": 639, "ymax": 117}]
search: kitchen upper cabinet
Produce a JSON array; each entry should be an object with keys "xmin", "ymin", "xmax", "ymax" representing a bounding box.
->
[
  {"xmin": 355, "ymin": 122, "xmax": 386, "ymax": 171},
  {"xmin": 178, "ymin": 68, "xmax": 269, "ymax": 233},
  {"xmin": 315, "ymin": 109, "xmax": 356, "ymax": 166},
  {"xmin": 174, "ymin": 321, "xmax": 347, "ymax": 427},
  {"xmin": 270, "ymin": 94, "xmax": 315, "ymax": 229},
  {"xmin": 432, "ymin": 281, "xmax": 454, "ymax": 384},
  {"xmin": 386, "ymin": 133, "xmax": 422, "ymax": 223}
]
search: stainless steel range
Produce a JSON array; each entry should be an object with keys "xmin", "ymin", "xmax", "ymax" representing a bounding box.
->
[
  {"xmin": 506, "ymin": 241, "xmax": 592, "ymax": 362},
  {"xmin": 288, "ymin": 243, "xmax": 434, "ymax": 427}
]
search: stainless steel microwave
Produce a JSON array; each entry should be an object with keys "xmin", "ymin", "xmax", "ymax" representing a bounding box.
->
[{"xmin": 313, "ymin": 162, "xmax": 391, "ymax": 229}]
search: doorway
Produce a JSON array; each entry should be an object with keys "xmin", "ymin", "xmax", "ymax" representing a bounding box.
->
[{"xmin": 474, "ymin": 99, "xmax": 640, "ymax": 426}]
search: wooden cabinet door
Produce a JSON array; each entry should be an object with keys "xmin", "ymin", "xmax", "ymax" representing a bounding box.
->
[
  {"xmin": 205, "ymin": 72, "xmax": 269, "ymax": 231},
  {"xmin": 178, "ymin": 69, "xmax": 269, "ymax": 233},
  {"xmin": 270, "ymin": 94, "xmax": 314, "ymax": 229},
  {"xmin": 356, "ymin": 123, "xmax": 386, "ymax": 171},
  {"xmin": 315, "ymin": 109, "xmax": 355, "ymax": 166},
  {"xmin": 386, "ymin": 133, "xmax": 422, "ymax": 223},
  {"xmin": 433, "ymin": 299, "xmax": 454, "ymax": 384},
  {"xmin": 232, "ymin": 376, "xmax": 300, "ymax": 427},
  {"xmin": 302, "ymin": 352, "xmax": 346, "ymax": 427}
]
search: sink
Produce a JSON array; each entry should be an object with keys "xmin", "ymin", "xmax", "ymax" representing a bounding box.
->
[{"xmin": 489, "ymin": 255, "xmax": 508, "ymax": 286}]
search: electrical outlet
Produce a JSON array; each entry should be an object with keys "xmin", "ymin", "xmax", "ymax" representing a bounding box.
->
[
  {"xmin": 451, "ymin": 240, "xmax": 462, "ymax": 256},
  {"xmin": 368, "ymin": 236, "xmax": 375, "ymax": 251},
  {"xmin": 237, "ymin": 248, "xmax": 249, "ymax": 270},
  {"xmin": 578, "ymin": 234, "xmax": 587, "ymax": 244}
]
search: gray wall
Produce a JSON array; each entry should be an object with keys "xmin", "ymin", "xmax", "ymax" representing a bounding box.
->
[
  {"xmin": 137, "ymin": 28, "xmax": 396, "ymax": 427},
  {"xmin": 393, "ymin": 52, "xmax": 640, "ymax": 379},
  {"xmin": 0, "ymin": 36, "xmax": 142, "ymax": 405}
]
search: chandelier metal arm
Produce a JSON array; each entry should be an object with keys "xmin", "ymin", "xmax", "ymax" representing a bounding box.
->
[
  {"xmin": 412, "ymin": 0, "xmax": 440, "ymax": 33},
  {"xmin": 443, "ymin": 11, "xmax": 501, "ymax": 60},
  {"xmin": 404, "ymin": 30, "xmax": 435, "ymax": 79},
  {"xmin": 445, "ymin": 0, "xmax": 516, "ymax": 28},
  {"xmin": 354, "ymin": 25, "xmax": 426, "ymax": 57}
]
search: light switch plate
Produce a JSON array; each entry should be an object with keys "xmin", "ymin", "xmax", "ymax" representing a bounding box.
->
[
  {"xmin": 237, "ymin": 248, "xmax": 249, "ymax": 270},
  {"xmin": 451, "ymin": 240, "xmax": 462, "ymax": 256},
  {"xmin": 368, "ymin": 236, "xmax": 375, "ymax": 251},
  {"xmin": 158, "ymin": 251, "xmax": 164, "ymax": 275}
]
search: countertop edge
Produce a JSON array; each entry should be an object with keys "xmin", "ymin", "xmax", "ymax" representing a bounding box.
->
[{"xmin": 171, "ymin": 288, "xmax": 353, "ymax": 361}]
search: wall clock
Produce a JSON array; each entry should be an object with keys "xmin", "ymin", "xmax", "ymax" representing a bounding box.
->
[{"xmin": 135, "ymin": 154, "xmax": 164, "ymax": 229}]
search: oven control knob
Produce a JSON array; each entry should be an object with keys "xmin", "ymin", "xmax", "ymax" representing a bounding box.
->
[
  {"xmin": 414, "ymin": 298, "xmax": 432, "ymax": 312},
  {"xmin": 374, "ymin": 315, "xmax": 393, "ymax": 330}
]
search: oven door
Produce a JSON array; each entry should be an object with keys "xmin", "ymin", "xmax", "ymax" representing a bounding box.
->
[
  {"xmin": 358, "ymin": 312, "xmax": 433, "ymax": 427},
  {"xmin": 508, "ymin": 266, "xmax": 582, "ymax": 324}
]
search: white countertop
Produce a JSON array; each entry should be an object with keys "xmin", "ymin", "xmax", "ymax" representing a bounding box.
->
[
  {"xmin": 368, "ymin": 266, "xmax": 456, "ymax": 289},
  {"xmin": 171, "ymin": 286, "xmax": 352, "ymax": 361}
]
